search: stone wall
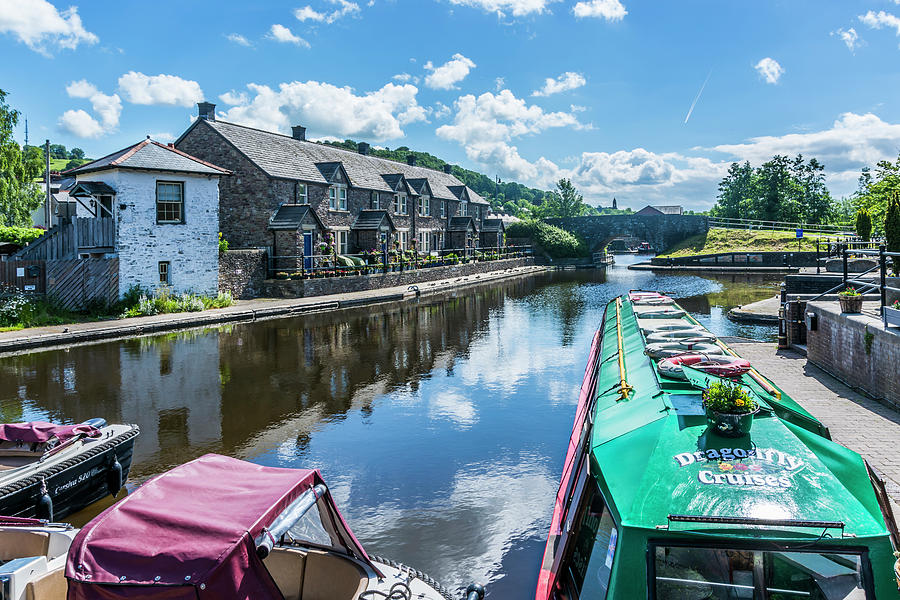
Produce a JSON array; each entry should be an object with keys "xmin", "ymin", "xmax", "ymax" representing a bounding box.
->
[
  {"xmin": 653, "ymin": 251, "xmax": 820, "ymax": 267},
  {"xmin": 219, "ymin": 249, "xmax": 267, "ymax": 299},
  {"xmin": 806, "ymin": 301, "xmax": 900, "ymax": 409},
  {"xmin": 546, "ymin": 215, "xmax": 708, "ymax": 252},
  {"xmin": 262, "ymin": 257, "xmax": 533, "ymax": 298}
]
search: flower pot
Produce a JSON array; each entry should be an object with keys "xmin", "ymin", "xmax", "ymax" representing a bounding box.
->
[
  {"xmin": 839, "ymin": 295, "xmax": 863, "ymax": 313},
  {"xmin": 705, "ymin": 407, "xmax": 758, "ymax": 438},
  {"xmin": 885, "ymin": 306, "xmax": 900, "ymax": 328}
]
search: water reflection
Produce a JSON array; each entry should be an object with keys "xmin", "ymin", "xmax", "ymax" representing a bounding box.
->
[{"xmin": 0, "ymin": 262, "xmax": 779, "ymax": 596}]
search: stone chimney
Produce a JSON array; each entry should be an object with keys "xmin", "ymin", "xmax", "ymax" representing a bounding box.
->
[
  {"xmin": 358, "ymin": 142, "xmax": 370, "ymax": 155},
  {"xmin": 406, "ymin": 155, "xmax": 417, "ymax": 166},
  {"xmin": 291, "ymin": 126, "xmax": 306, "ymax": 141},
  {"xmin": 197, "ymin": 102, "xmax": 216, "ymax": 121},
  {"xmin": 443, "ymin": 164, "xmax": 452, "ymax": 174}
]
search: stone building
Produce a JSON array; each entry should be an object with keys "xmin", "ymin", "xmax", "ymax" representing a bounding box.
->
[
  {"xmin": 174, "ymin": 103, "xmax": 491, "ymax": 259},
  {"xmin": 70, "ymin": 138, "xmax": 229, "ymax": 295}
]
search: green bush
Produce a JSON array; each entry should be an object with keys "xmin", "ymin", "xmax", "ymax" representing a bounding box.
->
[
  {"xmin": 218, "ymin": 232, "xmax": 229, "ymax": 254},
  {"xmin": 505, "ymin": 220, "xmax": 587, "ymax": 258},
  {"xmin": 885, "ymin": 194, "xmax": 900, "ymax": 275},
  {"xmin": 855, "ymin": 210, "xmax": 873, "ymax": 242},
  {"xmin": 120, "ymin": 286, "xmax": 233, "ymax": 318},
  {"xmin": 0, "ymin": 226, "xmax": 44, "ymax": 247}
]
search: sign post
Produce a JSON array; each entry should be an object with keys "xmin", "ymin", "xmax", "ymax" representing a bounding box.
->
[{"xmin": 796, "ymin": 229, "xmax": 803, "ymax": 251}]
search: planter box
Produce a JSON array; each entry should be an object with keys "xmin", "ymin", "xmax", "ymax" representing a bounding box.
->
[
  {"xmin": 885, "ymin": 306, "xmax": 900, "ymax": 328},
  {"xmin": 839, "ymin": 295, "xmax": 863, "ymax": 313}
]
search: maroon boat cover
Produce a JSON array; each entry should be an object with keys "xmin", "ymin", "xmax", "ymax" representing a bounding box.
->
[
  {"xmin": 66, "ymin": 454, "xmax": 377, "ymax": 600},
  {"xmin": 0, "ymin": 422, "xmax": 99, "ymax": 443}
]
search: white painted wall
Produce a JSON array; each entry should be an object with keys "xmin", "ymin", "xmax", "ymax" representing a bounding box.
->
[{"xmin": 74, "ymin": 168, "xmax": 220, "ymax": 296}]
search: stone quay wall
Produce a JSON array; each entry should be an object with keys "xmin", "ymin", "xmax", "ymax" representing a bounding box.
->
[
  {"xmin": 806, "ymin": 301, "xmax": 900, "ymax": 410},
  {"xmin": 546, "ymin": 215, "xmax": 708, "ymax": 253},
  {"xmin": 219, "ymin": 249, "xmax": 267, "ymax": 299},
  {"xmin": 262, "ymin": 257, "xmax": 533, "ymax": 298},
  {"xmin": 653, "ymin": 251, "xmax": 819, "ymax": 268}
]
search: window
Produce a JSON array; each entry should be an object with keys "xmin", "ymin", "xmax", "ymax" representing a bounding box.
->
[
  {"xmin": 329, "ymin": 185, "xmax": 347, "ymax": 211},
  {"xmin": 158, "ymin": 261, "xmax": 170, "ymax": 285},
  {"xmin": 440, "ymin": 201, "xmax": 446, "ymax": 218},
  {"xmin": 459, "ymin": 201, "xmax": 468, "ymax": 217},
  {"xmin": 371, "ymin": 192, "xmax": 380, "ymax": 210},
  {"xmin": 336, "ymin": 230, "xmax": 348, "ymax": 254},
  {"xmin": 418, "ymin": 232, "xmax": 430, "ymax": 252},
  {"xmin": 156, "ymin": 182, "xmax": 184, "ymax": 224},
  {"xmin": 474, "ymin": 206, "xmax": 480, "ymax": 220},
  {"xmin": 297, "ymin": 183, "xmax": 308, "ymax": 204},
  {"xmin": 96, "ymin": 195, "xmax": 113, "ymax": 217},
  {"xmin": 399, "ymin": 231, "xmax": 409, "ymax": 249},
  {"xmin": 395, "ymin": 193, "xmax": 408, "ymax": 215},
  {"xmin": 419, "ymin": 195, "xmax": 431, "ymax": 216},
  {"xmin": 652, "ymin": 545, "xmax": 869, "ymax": 600}
]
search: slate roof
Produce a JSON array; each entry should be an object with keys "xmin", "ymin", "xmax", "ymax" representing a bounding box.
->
[
  {"xmin": 315, "ymin": 162, "xmax": 343, "ymax": 182},
  {"xmin": 182, "ymin": 119, "xmax": 488, "ymax": 204},
  {"xmin": 653, "ymin": 205, "xmax": 683, "ymax": 215},
  {"xmin": 70, "ymin": 181, "xmax": 117, "ymax": 196},
  {"xmin": 72, "ymin": 139, "xmax": 230, "ymax": 176},
  {"xmin": 448, "ymin": 216, "xmax": 477, "ymax": 232},
  {"xmin": 268, "ymin": 204, "xmax": 325, "ymax": 231},
  {"xmin": 351, "ymin": 209, "xmax": 395, "ymax": 231},
  {"xmin": 406, "ymin": 178, "xmax": 432, "ymax": 196},
  {"xmin": 481, "ymin": 218, "xmax": 505, "ymax": 232},
  {"xmin": 635, "ymin": 205, "xmax": 664, "ymax": 216}
]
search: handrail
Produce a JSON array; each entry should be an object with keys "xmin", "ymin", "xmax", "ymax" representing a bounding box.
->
[
  {"xmin": 665, "ymin": 514, "xmax": 844, "ymax": 530},
  {"xmin": 614, "ymin": 298, "xmax": 634, "ymax": 402}
]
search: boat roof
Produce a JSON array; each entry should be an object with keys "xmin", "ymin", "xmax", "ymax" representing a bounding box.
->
[
  {"xmin": 591, "ymin": 297, "xmax": 889, "ymax": 539},
  {"xmin": 0, "ymin": 422, "xmax": 100, "ymax": 443},
  {"xmin": 66, "ymin": 454, "xmax": 375, "ymax": 599}
]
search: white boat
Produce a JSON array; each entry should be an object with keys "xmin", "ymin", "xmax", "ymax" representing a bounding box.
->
[{"xmin": 0, "ymin": 517, "xmax": 76, "ymax": 599}]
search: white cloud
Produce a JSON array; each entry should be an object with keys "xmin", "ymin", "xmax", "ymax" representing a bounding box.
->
[
  {"xmin": 754, "ymin": 57, "xmax": 784, "ymax": 84},
  {"xmin": 149, "ymin": 132, "xmax": 175, "ymax": 143},
  {"xmin": 832, "ymin": 27, "xmax": 860, "ymax": 52},
  {"xmin": 446, "ymin": 0, "xmax": 556, "ymax": 17},
  {"xmin": 294, "ymin": 0, "xmax": 360, "ymax": 24},
  {"xmin": 859, "ymin": 10, "xmax": 900, "ymax": 36},
  {"xmin": 226, "ymin": 33, "xmax": 252, "ymax": 47},
  {"xmin": 268, "ymin": 24, "xmax": 310, "ymax": 47},
  {"xmin": 424, "ymin": 53, "xmax": 477, "ymax": 90},
  {"xmin": 219, "ymin": 90, "xmax": 249, "ymax": 105},
  {"xmin": 432, "ymin": 102, "xmax": 452, "ymax": 119},
  {"xmin": 0, "ymin": 0, "xmax": 97, "ymax": 54},
  {"xmin": 573, "ymin": 0, "xmax": 627, "ymax": 21},
  {"xmin": 532, "ymin": 71, "xmax": 586, "ymax": 96},
  {"xmin": 117, "ymin": 72, "xmax": 204, "ymax": 107},
  {"xmin": 436, "ymin": 89, "xmax": 582, "ymax": 181},
  {"xmin": 59, "ymin": 79, "xmax": 121, "ymax": 138},
  {"xmin": 220, "ymin": 80, "xmax": 428, "ymax": 141},
  {"xmin": 392, "ymin": 72, "xmax": 415, "ymax": 83},
  {"xmin": 494, "ymin": 77, "xmax": 505, "ymax": 91}
]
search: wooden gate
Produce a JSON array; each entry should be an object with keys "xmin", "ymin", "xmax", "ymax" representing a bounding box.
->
[
  {"xmin": 0, "ymin": 260, "xmax": 46, "ymax": 293},
  {"xmin": 46, "ymin": 258, "xmax": 119, "ymax": 309}
]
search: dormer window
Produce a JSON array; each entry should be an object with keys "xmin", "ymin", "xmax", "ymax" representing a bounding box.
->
[
  {"xmin": 418, "ymin": 194, "xmax": 431, "ymax": 217},
  {"xmin": 329, "ymin": 184, "xmax": 347, "ymax": 211},
  {"xmin": 395, "ymin": 193, "xmax": 408, "ymax": 215}
]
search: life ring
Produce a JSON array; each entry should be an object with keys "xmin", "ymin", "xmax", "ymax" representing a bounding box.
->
[
  {"xmin": 635, "ymin": 308, "xmax": 687, "ymax": 319},
  {"xmin": 641, "ymin": 323, "xmax": 705, "ymax": 335},
  {"xmin": 645, "ymin": 330, "xmax": 718, "ymax": 344},
  {"xmin": 657, "ymin": 354, "xmax": 752, "ymax": 379},
  {"xmin": 646, "ymin": 341, "xmax": 724, "ymax": 359}
]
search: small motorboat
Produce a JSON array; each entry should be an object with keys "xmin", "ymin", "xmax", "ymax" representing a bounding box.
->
[
  {"xmin": 65, "ymin": 454, "xmax": 479, "ymax": 600},
  {"xmin": 0, "ymin": 420, "xmax": 139, "ymax": 522},
  {"xmin": 656, "ymin": 354, "xmax": 752, "ymax": 379},
  {"xmin": 0, "ymin": 516, "xmax": 76, "ymax": 600}
]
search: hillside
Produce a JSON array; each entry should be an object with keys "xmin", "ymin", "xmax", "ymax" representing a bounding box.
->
[{"xmin": 658, "ymin": 228, "xmax": 828, "ymax": 257}]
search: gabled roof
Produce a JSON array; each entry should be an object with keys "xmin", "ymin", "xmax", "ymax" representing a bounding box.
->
[
  {"xmin": 71, "ymin": 139, "xmax": 230, "ymax": 176},
  {"xmin": 447, "ymin": 185, "xmax": 468, "ymax": 202},
  {"xmin": 635, "ymin": 205, "xmax": 664, "ymax": 216},
  {"xmin": 448, "ymin": 215, "xmax": 477, "ymax": 232},
  {"xmin": 351, "ymin": 209, "xmax": 396, "ymax": 231},
  {"xmin": 177, "ymin": 119, "xmax": 488, "ymax": 203},
  {"xmin": 406, "ymin": 178, "xmax": 432, "ymax": 197},
  {"xmin": 481, "ymin": 218, "xmax": 505, "ymax": 232},
  {"xmin": 315, "ymin": 162, "xmax": 347, "ymax": 184},
  {"xmin": 381, "ymin": 174, "xmax": 405, "ymax": 192},
  {"xmin": 70, "ymin": 181, "xmax": 117, "ymax": 196},
  {"xmin": 267, "ymin": 204, "xmax": 325, "ymax": 231}
]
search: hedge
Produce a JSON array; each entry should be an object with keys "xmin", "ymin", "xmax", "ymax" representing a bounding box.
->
[
  {"xmin": 506, "ymin": 220, "xmax": 588, "ymax": 258},
  {"xmin": 0, "ymin": 226, "xmax": 44, "ymax": 247}
]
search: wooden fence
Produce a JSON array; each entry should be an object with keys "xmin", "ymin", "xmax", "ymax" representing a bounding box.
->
[
  {"xmin": 0, "ymin": 260, "xmax": 46, "ymax": 294},
  {"xmin": 46, "ymin": 258, "xmax": 119, "ymax": 310},
  {"xmin": 14, "ymin": 218, "xmax": 115, "ymax": 260}
]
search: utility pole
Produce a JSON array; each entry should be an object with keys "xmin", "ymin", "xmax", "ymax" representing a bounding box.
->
[{"xmin": 44, "ymin": 139, "xmax": 51, "ymax": 228}]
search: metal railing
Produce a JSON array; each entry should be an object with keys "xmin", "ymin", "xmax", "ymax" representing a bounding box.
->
[
  {"xmin": 813, "ymin": 237, "xmax": 886, "ymax": 273},
  {"xmin": 267, "ymin": 245, "xmax": 532, "ymax": 279},
  {"xmin": 708, "ymin": 216, "xmax": 854, "ymax": 236}
]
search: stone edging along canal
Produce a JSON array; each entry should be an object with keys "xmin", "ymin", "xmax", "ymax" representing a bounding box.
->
[{"xmin": 0, "ymin": 265, "xmax": 551, "ymax": 357}]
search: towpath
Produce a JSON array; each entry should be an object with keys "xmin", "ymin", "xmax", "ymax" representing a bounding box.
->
[
  {"xmin": 0, "ymin": 265, "xmax": 549, "ymax": 356},
  {"xmin": 726, "ymin": 338, "xmax": 900, "ymax": 512}
]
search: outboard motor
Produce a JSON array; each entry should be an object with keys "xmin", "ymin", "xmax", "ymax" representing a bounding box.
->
[
  {"xmin": 465, "ymin": 583, "xmax": 485, "ymax": 600},
  {"xmin": 83, "ymin": 418, "xmax": 107, "ymax": 429},
  {"xmin": 108, "ymin": 455, "xmax": 123, "ymax": 497},
  {"xmin": 37, "ymin": 479, "xmax": 53, "ymax": 522}
]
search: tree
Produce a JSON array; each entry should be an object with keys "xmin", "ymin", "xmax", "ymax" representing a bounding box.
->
[
  {"xmin": 0, "ymin": 90, "xmax": 44, "ymax": 227},
  {"xmin": 885, "ymin": 194, "xmax": 900, "ymax": 275},
  {"xmin": 541, "ymin": 179, "xmax": 590, "ymax": 218},
  {"xmin": 855, "ymin": 210, "xmax": 872, "ymax": 242},
  {"xmin": 48, "ymin": 144, "xmax": 67, "ymax": 159},
  {"xmin": 68, "ymin": 147, "xmax": 85, "ymax": 160},
  {"xmin": 710, "ymin": 161, "xmax": 755, "ymax": 219},
  {"xmin": 853, "ymin": 154, "xmax": 900, "ymax": 234},
  {"xmin": 65, "ymin": 158, "xmax": 82, "ymax": 171}
]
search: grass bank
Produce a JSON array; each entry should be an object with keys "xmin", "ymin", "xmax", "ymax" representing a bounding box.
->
[{"xmin": 659, "ymin": 228, "xmax": 827, "ymax": 258}]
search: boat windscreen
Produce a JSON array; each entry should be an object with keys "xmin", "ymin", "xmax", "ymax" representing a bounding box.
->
[{"xmin": 651, "ymin": 544, "xmax": 869, "ymax": 599}]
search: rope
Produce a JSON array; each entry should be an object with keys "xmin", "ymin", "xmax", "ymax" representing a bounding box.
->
[
  {"xmin": 358, "ymin": 582, "xmax": 412, "ymax": 600},
  {"xmin": 614, "ymin": 298, "xmax": 634, "ymax": 401}
]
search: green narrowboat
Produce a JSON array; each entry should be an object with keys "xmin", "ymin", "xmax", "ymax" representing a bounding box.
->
[{"xmin": 537, "ymin": 292, "xmax": 900, "ymax": 600}]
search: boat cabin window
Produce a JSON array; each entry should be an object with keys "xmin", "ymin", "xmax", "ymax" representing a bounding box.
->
[
  {"xmin": 555, "ymin": 478, "xmax": 617, "ymax": 600},
  {"xmin": 652, "ymin": 544, "xmax": 870, "ymax": 599},
  {"xmin": 286, "ymin": 502, "xmax": 333, "ymax": 548}
]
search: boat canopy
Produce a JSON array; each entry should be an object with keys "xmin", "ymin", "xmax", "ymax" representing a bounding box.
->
[
  {"xmin": 0, "ymin": 421, "xmax": 100, "ymax": 443},
  {"xmin": 66, "ymin": 454, "xmax": 377, "ymax": 600}
]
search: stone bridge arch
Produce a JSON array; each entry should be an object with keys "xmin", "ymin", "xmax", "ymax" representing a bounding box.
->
[{"xmin": 545, "ymin": 215, "xmax": 708, "ymax": 253}]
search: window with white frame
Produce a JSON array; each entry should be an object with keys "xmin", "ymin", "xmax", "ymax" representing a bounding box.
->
[
  {"xmin": 474, "ymin": 206, "xmax": 480, "ymax": 220},
  {"xmin": 329, "ymin": 185, "xmax": 347, "ymax": 211},
  {"xmin": 371, "ymin": 192, "xmax": 380, "ymax": 210},
  {"xmin": 459, "ymin": 201, "xmax": 468, "ymax": 217},
  {"xmin": 418, "ymin": 232, "xmax": 430, "ymax": 252},
  {"xmin": 440, "ymin": 201, "xmax": 446, "ymax": 218},
  {"xmin": 336, "ymin": 230, "xmax": 348, "ymax": 254},
  {"xmin": 418, "ymin": 195, "xmax": 431, "ymax": 216},
  {"xmin": 395, "ymin": 193, "xmax": 408, "ymax": 215},
  {"xmin": 399, "ymin": 231, "xmax": 409, "ymax": 249},
  {"xmin": 297, "ymin": 183, "xmax": 308, "ymax": 204},
  {"xmin": 156, "ymin": 182, "xmax": 184, "ymax": 224}
]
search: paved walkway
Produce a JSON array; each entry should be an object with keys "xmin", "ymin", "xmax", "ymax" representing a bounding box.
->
[
  {"xmin": 728, "ymin": 295, "xmax": 780, "ymax": 323},
  {"xmin": 728, "ymin": 339, "xmax": 900, "ymax": 510},
  {"xmin": 0, "ymin": 265, "xmax": 549, "ymax": 355}
]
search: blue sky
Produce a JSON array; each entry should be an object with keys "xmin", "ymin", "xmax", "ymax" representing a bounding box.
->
[{"xmin": 3, "ymin": 0, "xmax": 900, "ymax": 210}]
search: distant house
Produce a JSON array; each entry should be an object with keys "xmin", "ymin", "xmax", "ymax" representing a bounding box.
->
[
  {"xmin": 635, "ymin": 205, "xmax": 683, "ymax": 216},
  {"xmin": 480, "ymin": 218, "xmax": 506, "ymax": 248},
  {"xmin": 68, "ymin": 138, "xmax": 230, "ymax": 296}
]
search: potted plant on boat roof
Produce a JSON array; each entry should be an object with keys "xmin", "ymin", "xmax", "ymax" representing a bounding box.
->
[
  {"xmin": 702, "ymin": 380, "xmax": 758, "ymax": 438},
  {"xmin": 838, "ymin": 286, "xmax": 863, "ymax": 313}
]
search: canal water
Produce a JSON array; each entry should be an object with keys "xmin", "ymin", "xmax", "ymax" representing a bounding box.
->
[{"xmin": 0, "ymin": 257, "xmax": 780, "ymax": 597}]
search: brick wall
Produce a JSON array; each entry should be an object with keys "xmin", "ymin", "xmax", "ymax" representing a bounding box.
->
[
  {"xmin": 263, "ymin": 257, "xmax": 533, "ymax": 298},
  {"xmin": 806, "ymin": 301, "xmax": 900, "ymax": 409},
  {"xmin": 218, "ymin": 249, "xmax": 267, "ymax": 299}
]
